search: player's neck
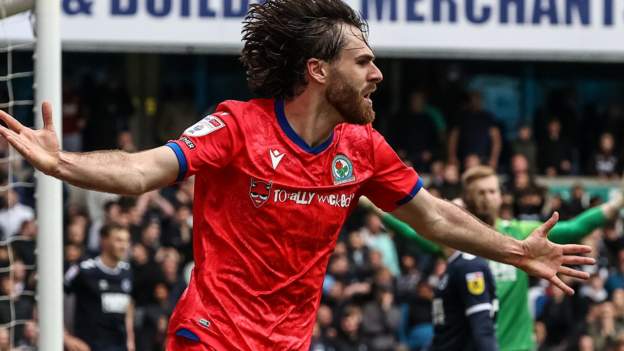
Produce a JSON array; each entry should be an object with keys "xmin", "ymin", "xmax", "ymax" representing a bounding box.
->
[
  {"xmin": 100, "ymin": 253, "xmax": 120, "ymax": 269},
  {"xmin": 283, "ymin": 92, "xmax": 341, "ymax": 148}
]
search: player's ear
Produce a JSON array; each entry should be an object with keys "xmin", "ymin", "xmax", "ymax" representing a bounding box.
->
[{"xmin": 306, "ymin": 58, "xmax": 329, "ymax": 85}]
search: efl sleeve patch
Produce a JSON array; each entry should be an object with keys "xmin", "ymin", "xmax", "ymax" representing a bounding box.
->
[
  {"xmin": 465, "ymin": 271, "xmax": 485, "ymax": 295},
  {"xmin": 183, "ymin": 113, "xmax": 227, "ymax": 137}
]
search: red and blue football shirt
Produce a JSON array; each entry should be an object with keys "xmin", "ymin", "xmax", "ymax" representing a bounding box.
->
[{"xmin": 165, "ymin": 98, "xmax": 421, "ymax": 350}]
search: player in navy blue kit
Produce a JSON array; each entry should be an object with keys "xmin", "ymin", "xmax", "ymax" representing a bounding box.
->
[
  {"xmin": 64, "ymin": 224, "xmax": 135, "ymax": 351},
  {"xmin": 432, "ymin": 249, "xmax": 498, "ymax": 351}
]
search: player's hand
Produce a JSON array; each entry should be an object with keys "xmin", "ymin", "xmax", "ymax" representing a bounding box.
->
[
  {"xmin": 63, "ymin": 334, "xmax": 91, "ymax": 351},
  {"xmin": 518, "ymin": 212, "xmax": 594, "ymax": 295},
  {"xmin": 0, "ymin": 101, "xmax": 61, "ymax": 176}
]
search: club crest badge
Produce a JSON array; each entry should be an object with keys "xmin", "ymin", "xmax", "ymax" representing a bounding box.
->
[
  {"xmin": 332, "ymin": 154, "xmax": 355, "ymax": 185},
  {"xmin": 249, "ymin": 178, "xmax": 272, "ymax": 208},
  {"xmin": 466, "ymin": 272, "xmax": 485, "ymax": 295}
]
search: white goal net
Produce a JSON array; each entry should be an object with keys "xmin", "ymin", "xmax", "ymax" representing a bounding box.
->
[{"xmin": 0, "ymin": 0, "xmax": 37, "ymax": 349}]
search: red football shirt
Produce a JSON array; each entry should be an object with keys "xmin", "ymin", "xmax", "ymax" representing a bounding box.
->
[{"xmin": 165, "ymin": 98, "xmax": 421, "ymax": 350}]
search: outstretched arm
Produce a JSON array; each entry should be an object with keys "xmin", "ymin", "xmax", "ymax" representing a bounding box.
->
[
  {"xmin": 510, "ymin": 196, "xmax": 623, "ymax": 244},
  {"xmin": 549, "ymin": 195, "xmax": 623, "ymax": 244},
  {"xmin": 360, "ymin": 197, "xmax": 444, "ymax": 257},
  {"xmin": 0, "ymin": 102, "xmax": 179, "ymax": 195},
  {"xmin": 391, "ymin": 188, "xmax": 594, "ymax": 294}
]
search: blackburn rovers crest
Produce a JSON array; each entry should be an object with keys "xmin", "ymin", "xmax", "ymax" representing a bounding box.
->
[{"xmin": 332, "ymin": 154, "xmax": 355, "ymax": 185}]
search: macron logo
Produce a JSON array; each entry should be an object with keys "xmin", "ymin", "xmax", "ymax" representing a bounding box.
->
[{"xmin": 270, "ymin": 149, "xmax": 285, "ymax": 170}]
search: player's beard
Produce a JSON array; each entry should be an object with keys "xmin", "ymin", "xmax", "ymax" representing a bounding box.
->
[
  {"xmin": 464, "ymin": 198, "xmax": 497, "ymax": 226},
  {"xmin": 326, "ymin": 69, "xmax": 375, "ymax": 125}
]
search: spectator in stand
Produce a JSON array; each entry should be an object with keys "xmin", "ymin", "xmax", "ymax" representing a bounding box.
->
[
  {"xmin": 605, "ymin": 104, "xmax": 624, "ymax": 146},
  {"xmin": 346, "ymin": 230, "xmax": 373, "ymax": 282},
  {"xmin": 11, "ymin": 220, "xmax": 37, "ymax": 267},
  {"xmin": 161, "ymin": 205, "xmax": 193, "ymax": 262},
  {"xmin": 0, "ymin": 273, "xmax": 35, "ymax": 347},
  {"xmin": 439, "ymin": 163, "xmax": 461, "ymax": 200},
  {"xmin": 62, "ymin": 79, "xmax": 86, "ymax": 152},
  {"xmin": 606, "ymin": 250, "xmax": 624, "ymax": 294},
  {"xmin": 361, "ymin": 285, "xmax": 401, "ymax": 351},
  {"xmin": 310, "ymin": 322, "xmax": 337, "ymax": 351},
  {"xmin": 400, "ymin": 280, "xmax": 434, "ymax": 350},
  {"xmin": 510, "ymin": 153, "xmax": 533, "ymax": 179},
  {"xmin": 158, "ymin": 248, "xmax": 186, "ymax": 307},
  {"xmin": 590, "ymin": 132, "xmax": 621, "ymax": 179},
  {"xmin": 613, "ymin": 289, "xmax": 624, "ymax": 320},
  {"xmin": 0, "ymin": 328, "xmax": 8, "ymax": 351},
  {"xmin": 462, "ymin": 154, "xmax": 483, "ymax": 171},
  {"xmin": 323, "ymin": 254, "xmax": 357, "ymax": 309},
  {"xmin": 317, "ymin": 304, "xmax": 338, "ymax": 342},
  {"xmin": 448, "ymin": 91, "xmax": 502, "ymax": 170},
  {"xmin": 539, "ymin": 119, "xmax": 573, "ymax": 176},
  {"xmin": 18, "ymin": 320, "xmax": 38, "ymax": 350},
  {"xmin": 334, "ymin": 306, "xmax": 368, "ymax": 351},
  {"xmin": 0, "ymin": 188, "xmax": 34, "ymax": 239},
  {"xmin": 505, "ymin": 168, "xmax": 545, "ymax": 221},
  {"xmin": 603, "ymin": 223, "xmax": 624, "ymax": 263},
  {"xmin": 514, "ymin": 185, "xmax": 546, "ymax": 221},
  {"xmin": 396, "ymin": 255, "xmax": 420, "ymax": 300},
  {"xmin": 394, "ymin": 90, "xmax": 445, "ymax": 172},
  {"xmin": 428, "ymin": 161, "xmax": 445, "ymax": 189},
  {"xmin": 577, "ymin": 334, "xmax": 595, "ymax": 351},
  {"xmin": 66, "ymin": 214, "xmax": 88, "ymax": 248},
  {"xmin": 139, "ymin": 282, "xmax": 172, "ymax": 350},
  {"xmin": 64, "ymin": 243, "xmax": 84, "ymax": 270},
  {"xmin": 87, "ymin": 200, "xmax": 127, "ymax": 254},
  {"xmin": 362, "ymin": 213, "xmax": 401, "ymax": 277},
  {"xmin": 587, "ymin": 302, "xmax": 623, "ymax": 350},
  {"xmin": 117, "ymin": 131, "xmax": 138, "ymax": 153},
  {"xmin": 132, "ymin": 243, "xmax": 164, "ymax": 351},
  {"xmin": 511, "ymin": 125, "xmax": 538, "ymax": 174},
  {"xmin": 580, "ymin": 274, "xmax": 608, "ymax": 304},
  {"xmin": 566, "ymin": 184, "xmax": 589, "ymax": 218},
  {"xmin": 140, "ymin": 218, "xmax": 163, "ymax": 257},
  {"xmin": 539, "ymin": 283, "xmax": 576, "ymax": 349}
]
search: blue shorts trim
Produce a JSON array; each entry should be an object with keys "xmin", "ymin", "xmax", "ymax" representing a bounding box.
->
[{"xmin": 175, "ymin": 328, "xmax": 200, "ymax": 342}]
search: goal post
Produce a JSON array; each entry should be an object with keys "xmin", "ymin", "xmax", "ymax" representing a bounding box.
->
[
  {"xmin": 0, "ymin": 0, "xmax": 33, "ymax": 18},
  {"xmin": 33, "ymin": 0, "xmax": 63, "ymax": 350}
]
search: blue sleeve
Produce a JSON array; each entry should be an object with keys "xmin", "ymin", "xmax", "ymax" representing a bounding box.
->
[
  {"xmin": 458, "ymin": 260, "xmax": 498, "ymax": 350},
  {"xmin": 467, "ymin": 311, "xmax": 499, "ymax": 351},
  {"xmin": 458, "ymin": 262, "xmax": 495, "ymax": 311}
]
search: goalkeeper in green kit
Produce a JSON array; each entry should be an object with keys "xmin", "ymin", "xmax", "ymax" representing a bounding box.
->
[{"xmin": 361, "ymin": 166, "xmax": 624, "ymax": 351}]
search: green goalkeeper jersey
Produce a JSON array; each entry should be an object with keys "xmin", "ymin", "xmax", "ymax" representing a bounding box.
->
[{"xmin": 381, "ymin": 207, "xmax": 606, "ymax": 351}]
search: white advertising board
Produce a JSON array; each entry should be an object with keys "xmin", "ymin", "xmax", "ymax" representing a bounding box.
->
[{"xmin": 3, "ymin": 0, "xmax": 624, "ymax": 60}]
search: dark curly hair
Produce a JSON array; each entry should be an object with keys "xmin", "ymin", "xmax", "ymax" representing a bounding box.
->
[{"xmin": 241, "ymin": 0, "xmax": 368, "ymax": 99}]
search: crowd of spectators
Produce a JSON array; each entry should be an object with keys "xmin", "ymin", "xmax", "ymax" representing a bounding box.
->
[
  {"xmin": 1, "ymin": 76, "xmax": 624, "ymax": 351},
  {"xmin": 390, "ymin": 89, "xmax": 624, "ymax": 180}
]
